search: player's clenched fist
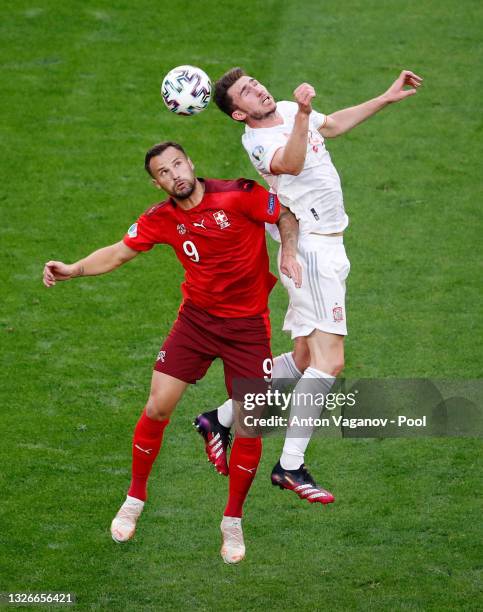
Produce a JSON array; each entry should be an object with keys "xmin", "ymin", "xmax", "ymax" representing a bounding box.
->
[
  {"xmin": 43, "ymin": 260, "xmax": 76, "ymax": 287},
  {"xmin": 294, "ymin": 83, "xmax": 316, "ymax": 115}
]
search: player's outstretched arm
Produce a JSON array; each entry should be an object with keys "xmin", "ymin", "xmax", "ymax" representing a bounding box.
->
[
  {"xmin": 270, "ymin": 83, "xmax": 315, "ymax": 176},
  {"xmin": 277, "ymin": 205, "xmax": 302, "ymax": 288},
  {"xmin": 43, "ymin": 241, "xmax": 139, "ymax": 287},
  {"xmin": 319, "ymin": 70, "xmax": 423, "ymax": 139}
]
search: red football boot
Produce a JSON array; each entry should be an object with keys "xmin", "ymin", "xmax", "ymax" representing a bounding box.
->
[
  {"xmin": 194, "ymin": 410, "xmax": 231, "ymax": 476},
  {"xmin": 271, "ymin": 461, "xmax": 335, "ymax": 504}
]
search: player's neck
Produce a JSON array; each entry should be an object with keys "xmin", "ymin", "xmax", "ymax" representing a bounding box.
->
[
  {"xmin": 246, "ymin": 110, "xmax": 284, "ymax": 129},
  {"xmin": 173, "ymin": 179, "xmax": 205, "ymax": 210}
]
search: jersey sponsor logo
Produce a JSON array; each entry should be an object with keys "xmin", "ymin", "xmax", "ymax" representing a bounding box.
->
[
  {"xmin": 213, "ymin": 210, "xmax": 230, "ymax": 229},
  {"xmin": 333, "ymin": 306, "xmax": 344, "ymax": 322},
  {"xmin": 193, "ymin": 219, "xmax": 206, "ymax": 229},
  {"xmin": 252, "ymin": 145, "xmax": 264, "ymax": 162},
  {"xmin": 177, "ymin": 223, "xmax": 187, "ymax": 235},
  {"xmin": 127, "ymin": 223, "xmax": 138, "ymax": 238},
  {"xmin": 156, "ymin": 350, "xmax": 166, "ymax": 362},
  {"xmin": 268, "ymin": 193, "xmax": 276, "ymax": 215}
]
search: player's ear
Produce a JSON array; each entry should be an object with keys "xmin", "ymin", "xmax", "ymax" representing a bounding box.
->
[
  {"xmin": 188, "ymin": 158, "xmax": 195, "ymax": 172},
  {"xmin": 151, "ymin": 178, "xmax": 161, "ymax": 190},
  {"xmin": 232, "ymin": 109, "xmax": 246, "ymax": 122}
]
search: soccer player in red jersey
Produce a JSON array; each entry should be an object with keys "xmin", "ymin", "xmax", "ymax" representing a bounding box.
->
[{"xmin": 42, "ymin": 141, "xmax": 301, "ymax": 564}]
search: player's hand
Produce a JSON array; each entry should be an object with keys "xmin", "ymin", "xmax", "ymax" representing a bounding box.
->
[
  {"xmin": 382, "ymin": 70, "xmax": 423, "ymax": 103},
  {"xmin": 280, "ymin": 253, "xmax": 302, "ymax": 288},
  {"xmin": 294, "ymin": 83, "xmax": 316, "ymax": 115},
  {"xmin": 43, "ymin": 261, "xmax": 76, "ymax": 287}
]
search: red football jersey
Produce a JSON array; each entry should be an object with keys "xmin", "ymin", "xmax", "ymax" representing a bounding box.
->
[{"xmin": 123, "ymin": 178, "xmax": 281, "ymax": 317}]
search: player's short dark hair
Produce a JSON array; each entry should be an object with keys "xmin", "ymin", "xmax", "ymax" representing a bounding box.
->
[
  {"xmin": 214, "ymin": 67, "xmax": 246, "ymax": 116},
  {"xmin": 144, "ymin": 141, "xmax": 187, "ymax": 177}
]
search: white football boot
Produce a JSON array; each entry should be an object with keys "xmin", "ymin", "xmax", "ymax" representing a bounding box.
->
[
  {"xmin": 110, "ymin": 495, "xmax": 145, "ymax": 543},
  {"xmin": 220, "ymin": 516, "xmax": 245, "ymax": 564}
]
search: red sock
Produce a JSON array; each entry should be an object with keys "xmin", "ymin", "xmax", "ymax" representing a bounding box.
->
[
  {"xmin": 224, "ymin": 436, "xmax": 262, "ymax": 518},
  {"xmin": 127, "ymin": 410, "xmax": 169, "ymax": 501}
]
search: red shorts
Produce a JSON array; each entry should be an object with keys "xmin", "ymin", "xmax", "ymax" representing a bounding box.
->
[{"xmin": 154, "ymin": 301, "xmax": 272, "ymax": 397}]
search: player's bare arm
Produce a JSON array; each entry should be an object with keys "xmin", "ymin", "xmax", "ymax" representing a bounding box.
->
[
  {"xmin": 319, "ymin": 70, "xmax": 423, "ymax": 138},
  {"xmin": 43, "ymin": 240, "xmax": 139, "ymax": 287},
  {"xmin": 270, "ymin": 83, "xmax": 316, "ymax": 176},
  {"xmin": 277, "ymin": 205, "xmax": 302, "ymax": 288}
]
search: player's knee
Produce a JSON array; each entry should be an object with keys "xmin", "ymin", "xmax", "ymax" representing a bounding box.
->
[
  {"xmin": 329, "ymin": 358, "xmax": 344, "ymax": 377},
  {"xmin": 145, "ymin": 392, "xmax": 172, "ymax": 421},
  {"xmin": 309, "ymin": 356, "xmax": 344, "ymax": 377}
]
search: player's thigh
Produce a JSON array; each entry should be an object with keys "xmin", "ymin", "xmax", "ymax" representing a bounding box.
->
[
  {"xmin": 146, "ymin": 371, "xmax": 189, "ymax": 419},
  {"xmin": 220, "ymin": 316, "xmax": 272, "ymax": 397},
  {"xmin": 280, "ymin": 237, "xmax": 350, "ymax": 337},
  {"xmin": 153, "ymin": 303, "xmax": 217, "ymax": 386},
  {"xmin": 306, "ymin": 240, "xmax": 350, "ymax": 330}
]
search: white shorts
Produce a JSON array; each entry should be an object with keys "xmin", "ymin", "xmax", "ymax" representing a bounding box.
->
[{"xmin": 278, "ymin": 234, "xmax": 350, "ymax": 339}]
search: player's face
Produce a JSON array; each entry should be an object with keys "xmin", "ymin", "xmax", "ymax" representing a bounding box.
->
[
  {"xmin": 149, "ymin": 148, "xmax": 196, "ymax": 199},
  {"xmin": 228, "ymin": 76, "xmax": 276, "ymax": 122}
]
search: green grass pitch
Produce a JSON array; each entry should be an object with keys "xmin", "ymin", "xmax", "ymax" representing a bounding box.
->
[{"xmin": 1, "ymin": 0, "xmax": 482, "ymax": 610}]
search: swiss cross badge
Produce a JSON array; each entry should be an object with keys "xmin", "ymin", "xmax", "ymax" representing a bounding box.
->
[
  {"xmin": 333, "ymin": 306, "xmax": 344, "ymax": 322},
  {"xmin": 177, "ymin": 224, "xmax": 187, "ymax": 235},
  {"xmin": 212, "ymin": 210, "xmax": 230, "ymax": 229}
]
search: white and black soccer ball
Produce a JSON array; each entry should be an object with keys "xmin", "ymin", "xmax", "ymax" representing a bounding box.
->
[{"xmin": 161, "ymin": 65, "xmax": 212, "ymax": 116}]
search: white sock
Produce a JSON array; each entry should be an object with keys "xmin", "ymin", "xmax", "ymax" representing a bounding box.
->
[
  {"xmin": 280, "ymin": 367, "xmax": 335, "ymax": 470},
  {"xmin": 216, "ymin": 352, "xmax": 304, "ymax": 429},
  {"xmin": 217, "ymin": 399, "xmax": 234, "ymax": 428},
  {"xmin": 271, "ymin": 352, "xmax": 303, "ymax": 392}
]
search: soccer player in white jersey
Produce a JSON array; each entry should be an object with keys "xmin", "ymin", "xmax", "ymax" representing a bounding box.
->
[{"xmin": 194, "ymin": 67, "xmax": 422, "ymax": 503}]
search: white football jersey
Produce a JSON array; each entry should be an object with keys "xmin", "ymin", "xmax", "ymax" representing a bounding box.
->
[{"xmin": 242, "ymin": 101, "xmax": 349, "ymax": 236}]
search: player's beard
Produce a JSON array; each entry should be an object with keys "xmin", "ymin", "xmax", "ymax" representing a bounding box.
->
[
  {"xmin": 171, "ymin": 179, "xmax": 195, "ymax": 199},
  {"xmin": 248, "ymin": 94, "xmax": 277, "ymax": 121},
  {"xmin": 248, "ymin": 105, "xmax": 277, "ymax": 122}
]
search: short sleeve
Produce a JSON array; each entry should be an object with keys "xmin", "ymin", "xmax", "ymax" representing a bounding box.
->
[
  {"xmin": 242, "ymin": 131, "xmax": 286, "ymax": 175},
  {"xmin": 123, "ymin": 214, "xmax": 159, "ymax": 251},
  {"xmin": 310, "ymin": 108, "xmax": 327, "ymax": 130},
  {"xmin": 238, "ymin": 180, "xmax": 281, "ymax": 224}
]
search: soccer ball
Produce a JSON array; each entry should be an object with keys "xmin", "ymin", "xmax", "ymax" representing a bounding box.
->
[{"xmin": 161, "ymin": 65, "xmax": 212, "ymax": 116}]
